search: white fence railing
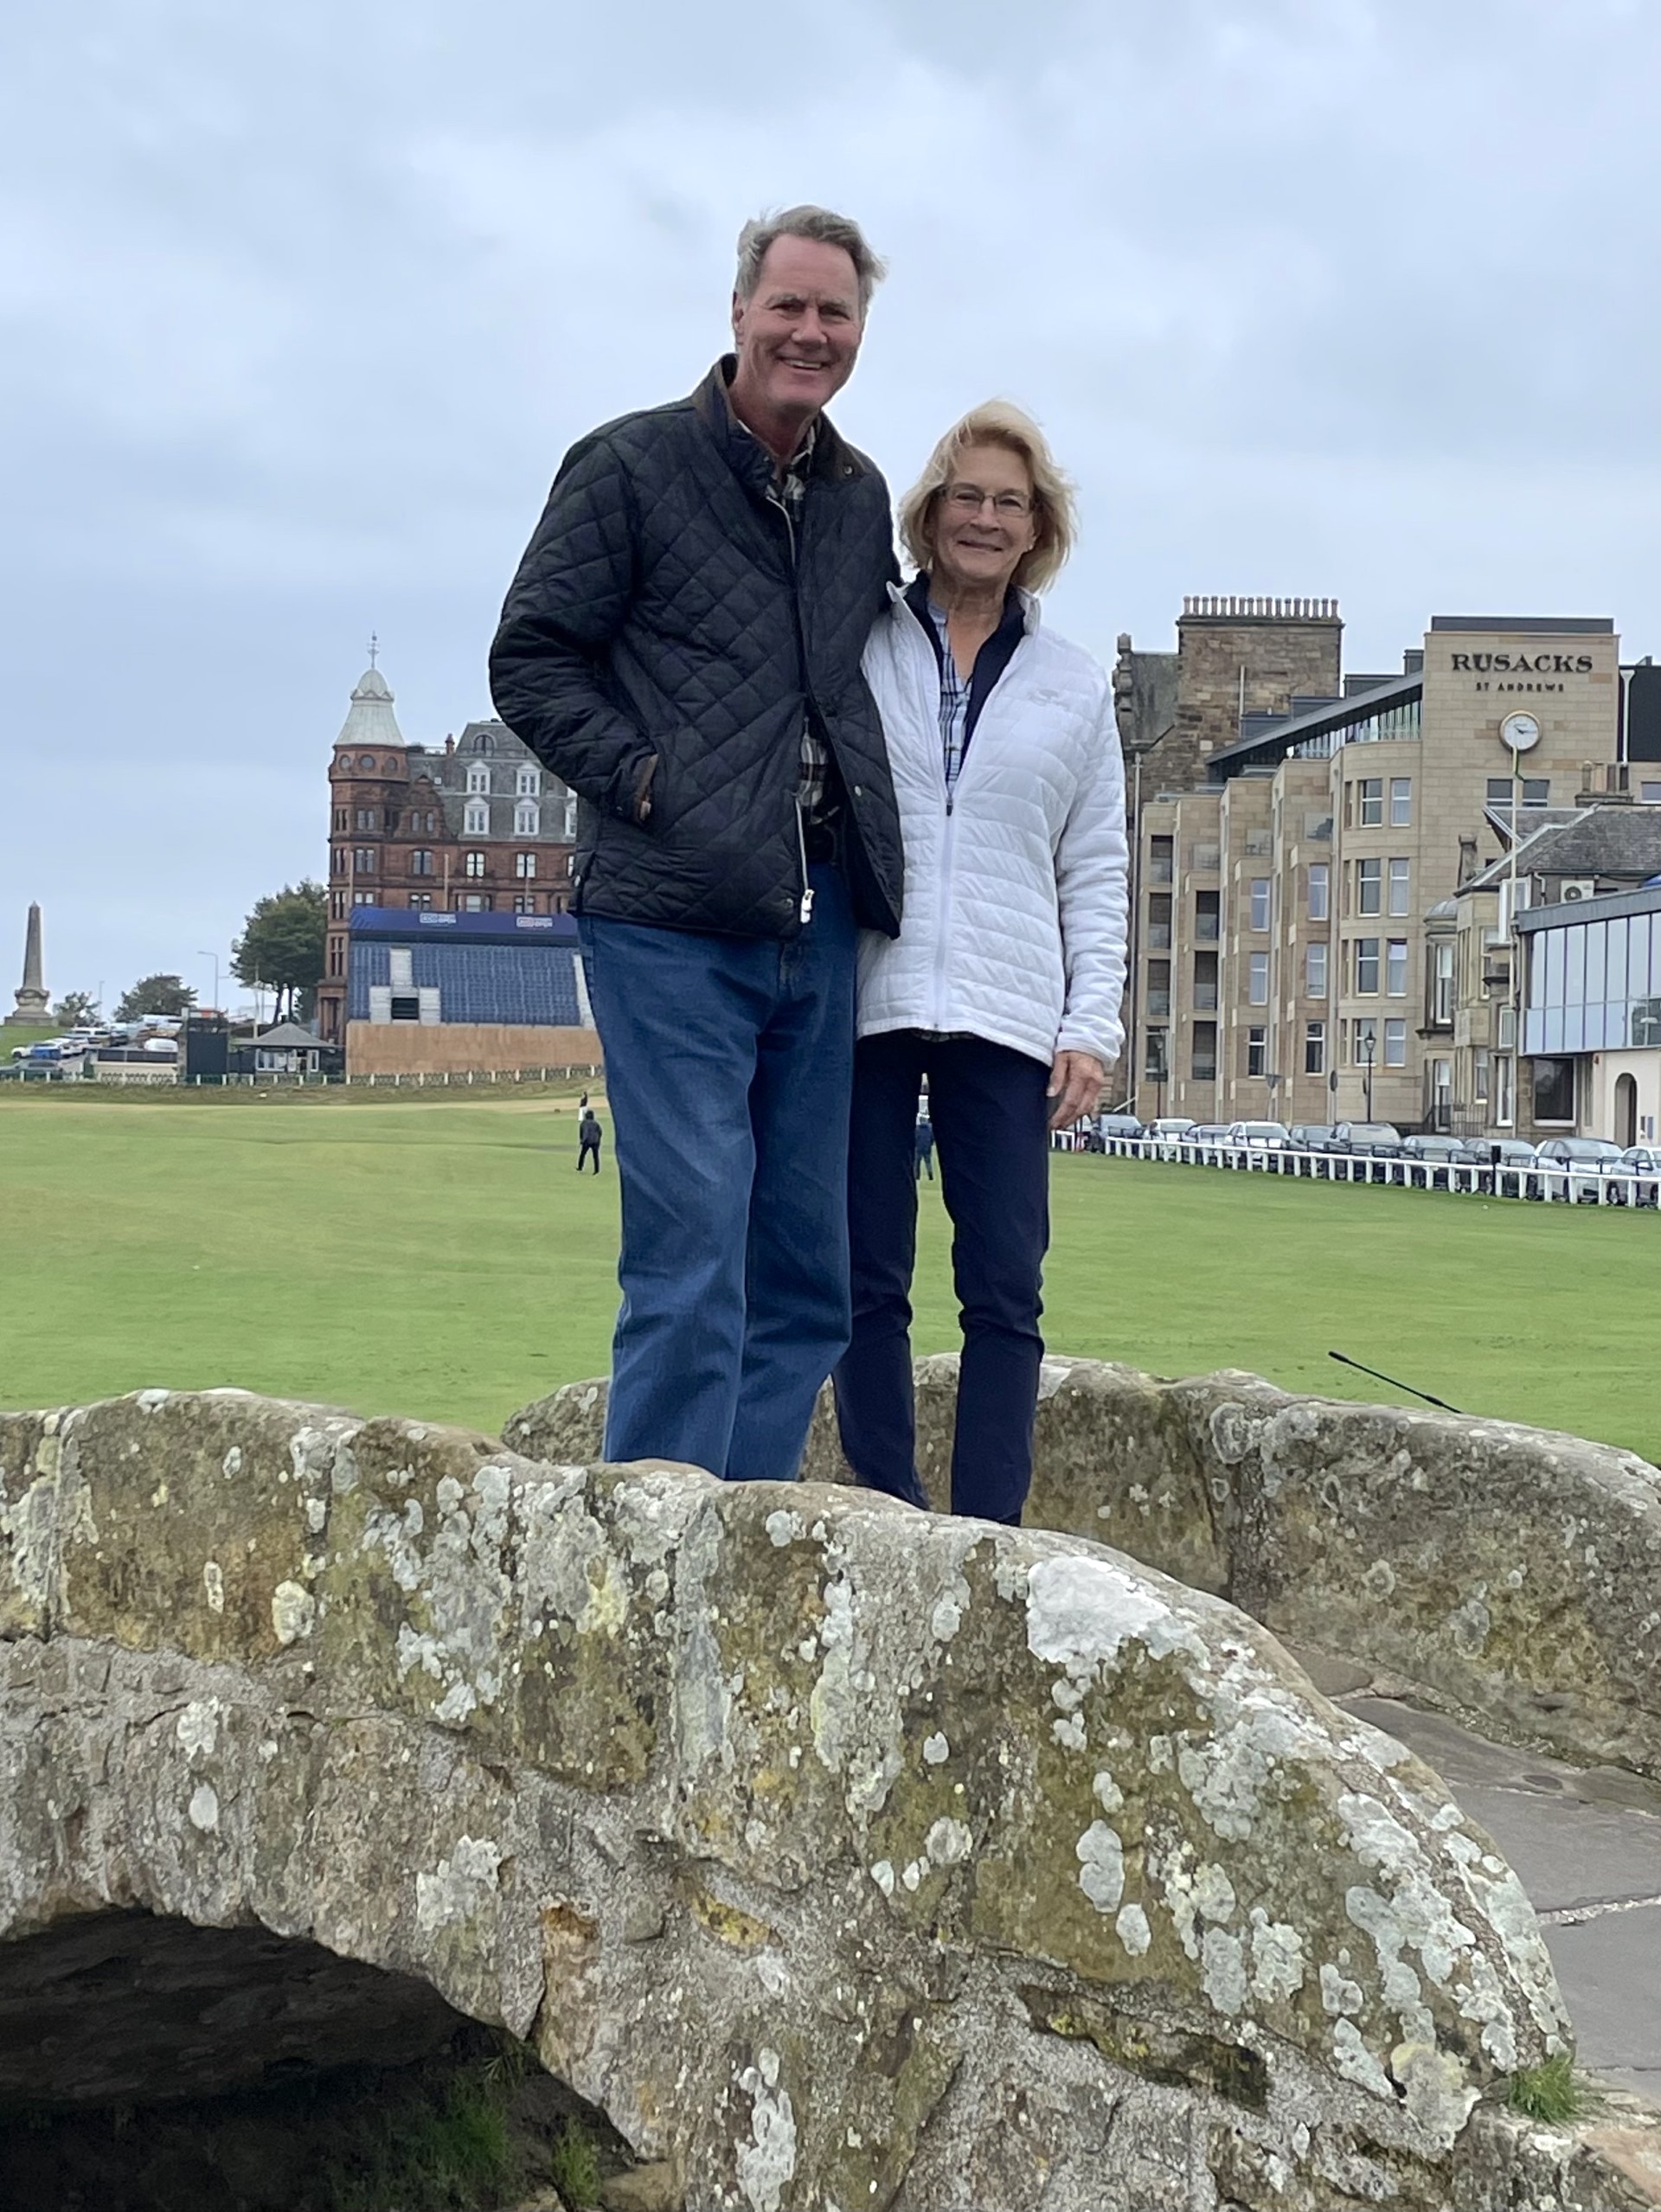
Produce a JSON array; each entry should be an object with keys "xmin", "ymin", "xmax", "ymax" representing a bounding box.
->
[{"xmin": 1077, "ymin": 1137, "xmax": 1659, "ymax": 1209}]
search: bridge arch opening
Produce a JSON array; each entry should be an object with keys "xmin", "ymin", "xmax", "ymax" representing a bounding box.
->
[{"xmin": 0, "ymin": 1909, "xmax": 631, "ymax": 2212}]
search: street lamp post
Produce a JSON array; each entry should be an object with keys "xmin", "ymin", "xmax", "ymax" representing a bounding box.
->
[{"xmin": 1360, "ymin": 1025, "xmax": 1376, "ymax": 1123}]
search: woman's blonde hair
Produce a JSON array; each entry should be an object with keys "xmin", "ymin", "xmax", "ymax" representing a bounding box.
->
[{"xmin": 898, "ymin": 400, "xmax": 1078, "ymax": 595}]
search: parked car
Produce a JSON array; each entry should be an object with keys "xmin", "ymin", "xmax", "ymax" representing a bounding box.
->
[
  {"xmin": 1286, "ymin": 1123, "xmax": 1338, "ymax": 1151},
  {"xmin": 1332, "ymin": 1121, "xmax": 1405, "ymax": 1157},
  {"xmin": 1223, "ymin": 1120, "xmax": 1290, "ymax": 1150},
  {"xmin": 1096, "ymin": 1112, "xmax": 1145, "ymax": 1142},
  {"xmin": 1535, "ymin": 1137, "xmax": 1625, "ymax": 1167},
  {"xmin": 1142, "ymin": 1116, "xmax": 1197, "ymax": 1140},
  {"xmin": 1187, "ymin": 1124, "xmax": 1231, "ymax": 1143},
  {"xmin": 1401, "ymin": 1135, "xmax": 1478, "ymax": 1163},
  {"xmin": 1620, "ymin": 1145, "xmax": 1661, "ymax": 1172}
]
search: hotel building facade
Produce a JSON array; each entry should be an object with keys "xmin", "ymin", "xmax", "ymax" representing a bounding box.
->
[{"xmin": 1115, "ymin": 602, "xmax": 1644, "ymax": 1137}]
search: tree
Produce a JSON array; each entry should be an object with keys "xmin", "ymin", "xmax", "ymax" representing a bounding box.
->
[
  {"xmin": 114, "ymin": 975, "xmax": 196, "ymax": 1021},
  {"xmin": 54, "ymin": 991, "xmax": 99, "ymax": 1029},
  {"xmin": 231, "ymin": 881, "xmax": 327, "ymax": 1022}
]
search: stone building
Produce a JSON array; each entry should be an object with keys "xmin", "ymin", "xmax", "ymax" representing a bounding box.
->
[
  {"xmin": 316, "ymin": 658, "xmax": 576, "ymax": 1046},
  {"xmin": 1123, "ymin": 610, "xmax": 1633, "ymax": 1135}
]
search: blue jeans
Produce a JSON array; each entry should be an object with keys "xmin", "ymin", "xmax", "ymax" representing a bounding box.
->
[
  {"xmin": 578, "ymin": 864, "xmax": 856, "ymax": 1482},
  {"xmin": 834, "ymin": 1030, "xmax": 1050, "ymax": 1523}
]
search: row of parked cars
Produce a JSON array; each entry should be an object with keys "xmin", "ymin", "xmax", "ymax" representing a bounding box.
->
[{"xmin": 1092, "ymin": 1114, "xmax": 1660, "ymax": 1177}]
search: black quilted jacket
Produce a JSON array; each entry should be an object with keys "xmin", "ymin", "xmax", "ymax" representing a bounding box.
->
[{"xmin": 489, "ymin": 361, "xmax": 902, "ymax": 940}]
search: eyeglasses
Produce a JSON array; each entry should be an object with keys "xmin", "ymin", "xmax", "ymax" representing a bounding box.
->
[{"xmin": 943, "ymin": 484, "xmax": 1032, "ymax": 517}]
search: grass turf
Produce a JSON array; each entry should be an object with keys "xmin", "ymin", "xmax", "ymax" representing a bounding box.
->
[{"xmin": 2, "ymin": 1092, "xmax": 1658, "ymax": 1460}]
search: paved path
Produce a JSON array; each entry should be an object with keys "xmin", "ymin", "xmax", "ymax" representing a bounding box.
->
[{"xmin": 1299, "ymin": 1663, "xmax": 1661, "ymax": 2101}]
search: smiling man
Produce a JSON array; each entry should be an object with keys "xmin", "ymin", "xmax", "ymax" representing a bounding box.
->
[{"xmin": 491, "ymin": 207, "xmax": 901, "ymax": 1484}]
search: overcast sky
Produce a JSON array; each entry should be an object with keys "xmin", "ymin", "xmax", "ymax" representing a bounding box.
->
[{"xmin": 6, "ymin": 0, "xmax": 1661, "ymax": 1007}]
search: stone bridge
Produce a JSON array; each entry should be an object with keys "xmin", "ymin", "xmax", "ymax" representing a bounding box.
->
[{"xmin": 3, "ymin": 1371, "xmax": 1660, "ymax": 2211}]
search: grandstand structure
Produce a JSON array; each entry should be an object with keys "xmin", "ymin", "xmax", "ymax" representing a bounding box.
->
[{"xmin": 343, "ymin": 904, "xmax": 599, "ymax": 1077}]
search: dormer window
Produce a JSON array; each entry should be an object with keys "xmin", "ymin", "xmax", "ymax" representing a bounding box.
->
[
  {"xmin": 514, "ymin": 803, "xmax": 539, "ymax": 836},
  {"xmin": 464, "ymin": 799, "xmax": 488, "ymax": 835},
  {"xmin": 466, "ymin": 765, "xmax": 490, "ymax": 795},
  {"xmin": 516, "ymin": 766, "xmax": 540, "ymax": 797}
]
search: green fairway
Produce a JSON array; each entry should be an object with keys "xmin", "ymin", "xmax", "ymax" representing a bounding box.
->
[{"xmin": 2, "ymin": 1093, "xmax": 1658, "ymax": 1460}]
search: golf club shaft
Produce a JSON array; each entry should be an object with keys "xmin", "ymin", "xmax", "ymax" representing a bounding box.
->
[{"xmin": 1328, "ymin": 1349, "xmax": 1462, "ymax": 1415}]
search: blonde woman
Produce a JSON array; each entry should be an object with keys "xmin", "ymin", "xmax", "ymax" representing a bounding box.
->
[{"xmin": 833, "ymin": 403, "xmax": 1128, "ymax": 1523}]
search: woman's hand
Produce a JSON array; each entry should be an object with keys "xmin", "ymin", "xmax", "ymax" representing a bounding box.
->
[{"xmin": 1047, "ymin": 1050, "xmax": 1106, "ymax": 1131}]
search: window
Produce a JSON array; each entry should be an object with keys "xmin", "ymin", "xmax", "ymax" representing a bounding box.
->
[
  {"xmin": 1496, "ymin": 1053, "xmax": 1515, "ymax": 1125},
  {"xmin": 1191, "ymin": 1022, "xmax": 1217, "ymax": 1081},
  {"xmin": 1384, "ymin": 1018, "xmax": 1408, "ymax": 1067},
  {"xmin": 1148, "ymin": 892, "xmax": 1172, "ymax": 949},
  {"xmin": 1487, "ymin": 776, "xmax": 1551, "ymax": 807},
  {"xmin": 1474, "ymin": 1048, "xmax": 1491, "ymax": 1101},
  {"xmin": 461, "ymin": 892, "xmax": 491, "ymax": 911},
  {"xmin": 330, "ymin": 890, "xmax": 346, "ymax": 919},
  {"xmin": 1146, "ymin": 959, "xmax": 1170, "ymax": 1018},
  {"xmin": 1389, "ymin": 777, "xmax": 1412, "ymax": 826},
  {"xmin": 466, "ymin": 765, "xmax": 490, "ymax": 795},
  {"xmin": 1247, "ymin": 1026, "xmax": 1267, "ymax": 1077},
  {"xmin": 1145, "ymin": 1028, "xmax": 1169, "ymax": 1080},
  {"xmin": 1532, "ymin": 1056, "xmax": 1575, "ymax": 1123},
  {"xmin": 1247, "ymin": 951, "xmax": 1270, "ymax": 1005},
  {"xmin": 1308, "ymin": 863, "xmax": 1329, "ymax": 921},
  {"xmin": 409, "ymin": 892, "xmax": 433, "ymax": 911},
  {"xmin": 1304, "ymin": 1020, "xmax": 1325, "ymax": 1074},
  {"xmin": 1430, "ymin": 940, "xmax": 1454, "ymax": 1024},
  {"xmin": 1250, "ymin": 879, "xmax": 1270, "ymax": 931},
  {"xmin": 515, "ymin": 803, "xmax": 539, "ymax": 836},
  {"xmin": 331, "ymin": 848, "xmax": 347, "ymax": 876},
  {"xmin": 326, "ymin": 938, "xmax": 343, "ymax": 977},
  {"xmin": 352, "ymin": 889, "xmax": 375, "ymax": 906},
  {"xmin": 464, "ymin": 851, "xmax": 487, "ymax": 879},
  {"xmin": 1642, "ymin": 783, "xmax": 1661, "ymax": 804},
  {"xmin": 1357, "ymin": 858, "xmax": 1382, "ymax": 915},
  {"xmin": 471, "ymin": 732, "xmax": 491, "ymax": 753},
  {"xmin": 1195, "ymin": 889, "xmax": 1220, "ymax": 942},
  {"xmin": 1149, "ymin": 835, "xmax": 1174, "ymax": 884},
  {"xmin": 390, "ymin": 995, "xmax": 420, "ymax": 1023},
  {"xmin": 1387, "ymin": 939, "xmax": 1408, "ymax": 997},
  {"xmin": 332, "ymin": 808, "xmax": 347, "ymax": 832},
  {"xmin": 1388, "ymin": 857, "xmax": 1411, "ymax": 916},
  {"xmin": 464, "ymin": 800, "xmax": 489, "ymax": 835},
  {"xmin": 516, "ymin": 766, "xmax": 541, "ymax": 797},
  {"xmin": 353, "ymin": 847, "xmax": 375, "ymax": 873},
  {"xmin": 1355, "ymin": 938, "xmax": 1380, "ymax": 994},
  {"xmin": 410, "ymin": 850, "xmax": 433, "ymax": 875},
  {"xmin": 1305, "ymin": 942, "xmax": 1327, "ymax": 997},
  {"xmin": 1193, "ymin": 950, "xmax": 1219, "ymax": 1010},
  {"xmin": 1359, "ymin": 777, "xmax": 1383, "ymax": 826},
  {"xmin": 512, "ymin": 893, "xmax": 539, "ymax": 914},
  {"xmin": 1354, "ymin": 1016, "xmax": 1378, "ymax": 1066},
  {"xmin": 515, "ymin": 852, "xmax": 537, "ymax": 879},
  {"xmin": 355, "ymin": 808, "xmax": 376, "ymax": 831}
]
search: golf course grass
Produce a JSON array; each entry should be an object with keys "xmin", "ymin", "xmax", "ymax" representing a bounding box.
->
[{"xmin": 3, "ymin": 1087, "xmax": 1658, "ymax": 1459}]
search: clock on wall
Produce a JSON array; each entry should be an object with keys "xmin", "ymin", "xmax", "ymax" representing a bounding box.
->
[{"xmin": 1498, "ymin": 710, "xmax": 1541, "ymax": 753}]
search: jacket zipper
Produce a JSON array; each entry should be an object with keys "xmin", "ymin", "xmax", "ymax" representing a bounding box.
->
[
  {"xmin": 895, "ymin": 592, "xmax": 961, "ymax": 1029},
  {"xmin": 774, "ymin": 490, "xmax": 814, "ymax": 927}
]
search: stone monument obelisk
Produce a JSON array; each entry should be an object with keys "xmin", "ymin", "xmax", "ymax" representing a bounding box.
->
[{"xmin": 8, "ymin": 903, "xmax": 49, "ymax": 1024}]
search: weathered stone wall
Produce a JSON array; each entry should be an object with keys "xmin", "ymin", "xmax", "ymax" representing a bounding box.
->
[
  {"xmin": 3, "ymin": 1387, "xmax": 1655, "ymax": 2209},
  {"xmin": 513, "ymin": 1356, "xmax": 1661, "ymax": 1786}
]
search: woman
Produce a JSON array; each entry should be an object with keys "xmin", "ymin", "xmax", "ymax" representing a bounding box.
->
[{"xmin": 834, "ymin": 402, "xmax": 1128, "ymax": 1524}]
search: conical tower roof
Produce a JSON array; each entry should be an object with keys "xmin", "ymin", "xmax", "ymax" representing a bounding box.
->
[{"xmin": 335, "ymin": 657, "xmax": 406, "ymax": 751}]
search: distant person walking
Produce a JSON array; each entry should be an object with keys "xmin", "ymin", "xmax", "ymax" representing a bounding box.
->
[
  {"xmin": 491, "ymin": 206, "xmax": 903, "ymax": 1484},
  {"xmin": 577, "ymin": 1108, "xmax": 603, "ymax": 1173},
  {"xmin": 914, "ymin": 1113, "xmax": 934, "ymax": 1181},
  {"xmin": 834, "ymin": 402, "xmax": 1128, "ymax": 1527}
]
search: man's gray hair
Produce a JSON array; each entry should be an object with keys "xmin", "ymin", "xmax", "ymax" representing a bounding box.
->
[{"xmin": 734, "ymin": 205, "xmax": 888, "ymax": 317}]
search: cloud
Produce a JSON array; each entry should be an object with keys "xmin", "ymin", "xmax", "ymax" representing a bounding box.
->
[{"xmin": 4, "ymin": 0, "xmax": 1661, "ymax": 995}]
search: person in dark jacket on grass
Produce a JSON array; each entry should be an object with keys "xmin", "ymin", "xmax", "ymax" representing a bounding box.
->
[
  {"xmin": 491, "ymin": 206, "xmax": 902, "ymax": 1484},
  {"xmin": 577, "ymin": 1109, "xmax": 603, "ymax": 1174}
]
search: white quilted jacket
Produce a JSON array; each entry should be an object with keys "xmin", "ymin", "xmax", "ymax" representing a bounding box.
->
[{"xmin": 856, "ymin": 586, "xmax": 1129, "ymax": 1068}]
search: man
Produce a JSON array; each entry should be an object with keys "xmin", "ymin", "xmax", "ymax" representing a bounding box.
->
[
  {"xmin": 577, "ymin": 1106, "xmax": 603, "ymax": 1174},
  {"xmin": 914, "ymin": 1112, "xmax": 935, "ymax": 1183},
  {"xmin": 491, "ymin": 207, "xmax": 901, "ymax": 1483}
]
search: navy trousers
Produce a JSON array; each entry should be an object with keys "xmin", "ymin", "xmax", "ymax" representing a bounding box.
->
[
  {"xmin": 834, "ymin": 1030, "xmax": 1050, "ymax": 1523},
  {"xmin": 578, "ymin": 863, "xmax": 856, "ymax": 1483}
]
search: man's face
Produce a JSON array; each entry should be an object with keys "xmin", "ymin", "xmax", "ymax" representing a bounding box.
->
[{"xmin": 731, "ymin": 236, "xmax": 863, "ymax": 423}]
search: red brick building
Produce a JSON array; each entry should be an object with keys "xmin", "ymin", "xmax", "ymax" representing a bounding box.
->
[{"xmin": 317, "ymin": 657, "xmax": 577, "ymax": 1044}]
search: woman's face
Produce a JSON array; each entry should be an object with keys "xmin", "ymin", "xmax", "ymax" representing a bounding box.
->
[{"xmin": 929, "ymin": 441, "xmax": 1038, "ymax": 599}]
